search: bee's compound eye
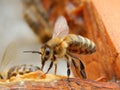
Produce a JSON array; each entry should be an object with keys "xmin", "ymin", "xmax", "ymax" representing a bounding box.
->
[{"xmin": 45, "ymin": 47, "xmax": 50, "ymax": 55}]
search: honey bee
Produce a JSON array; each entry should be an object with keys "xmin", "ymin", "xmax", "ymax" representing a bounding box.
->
[
  {"xmin": 0, "ymin": 64, "xmax": 40, "ymax": 80},
  {"xmin": 7, "ymin": 64, "xmax": 40, "ymax": 79},
  {"xmin": 0, "ymin": 42, "xmax": 40, "ymax": 80},
  {"xmin": 24, "ymin": 16, "xmax": 96, "ymax": 79}
]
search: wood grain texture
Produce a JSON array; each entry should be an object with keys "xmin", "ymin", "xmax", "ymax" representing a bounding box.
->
[
  {"xmin": 1, "ymin": 78, "xmax": 120, "ymax": 90},
  {"xmin": 7, "ymin": 79, "xmax": 120, "ymax": 90}
]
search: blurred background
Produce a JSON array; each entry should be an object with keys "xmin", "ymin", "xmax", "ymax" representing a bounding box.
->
[{"xmin": 0, "ymin": 0, "xmax": 68, "ymax": 76}]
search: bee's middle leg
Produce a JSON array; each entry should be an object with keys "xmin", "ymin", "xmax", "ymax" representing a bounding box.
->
[
  {"xmin": 67, "ymin": 59, "xmax": 71, "ymax": 79},
  {"xmin": 54, "ymin": 62, "xmax": 57, "ymax": 75},
  {"xmin": 52, "ymin": 56, "xmax": 57, "ymax": 75},
  {"xmin": 79, "ymin": 60, "xmax": 87, "ymax": 79},
  {"xmin": 65, "ymin": 55, "xmax": 71, "ymax": 80}
]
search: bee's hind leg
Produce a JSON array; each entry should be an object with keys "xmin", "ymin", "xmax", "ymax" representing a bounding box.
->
[
  {"xmin": 67, "ymin": 52, "xmax": 87, "ymax": 79},
  {"xmin": 71, "ymin": 59, "xmax": 87, "ymax": 79},
  {"xmin": 71, "ymin": 59, "xmax": 81, "ymax": 77},
  {"xmin": 79, "ymin": 60, "xmax": 87, "ymax": 79}
]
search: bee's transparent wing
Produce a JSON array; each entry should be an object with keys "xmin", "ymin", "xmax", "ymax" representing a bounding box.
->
[
  {"xmin": 0, "ymin": 41, "xmax": 17, "ymax": 74},
  {"xmin": 52, "ymin": 16, "xmax": 69, "ymax": 38}
]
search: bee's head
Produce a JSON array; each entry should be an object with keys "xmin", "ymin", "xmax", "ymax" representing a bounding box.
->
[
  {"xmin": 40, "ymin": 45, "xmax": 53, "ymax": 62},
  {"xmin": 23, "ymin": 45, "xmax": 53, "ymax": 65}
]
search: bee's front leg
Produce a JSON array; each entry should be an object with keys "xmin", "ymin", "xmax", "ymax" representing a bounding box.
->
[
  {"xmin": 45, "ymin": 61, "xmax": 53, "ymax": 74},
  {"xmin": 41, "ymin": 60, "xmax": 46, "ymax": 71}
]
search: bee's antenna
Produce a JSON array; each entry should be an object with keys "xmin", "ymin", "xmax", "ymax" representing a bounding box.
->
[{"xmin": 23, "ymin": 51, "xmax": 42, "ymax": 55}]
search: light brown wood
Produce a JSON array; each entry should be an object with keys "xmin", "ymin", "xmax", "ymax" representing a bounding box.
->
[
  {"xmin": 90, "ymin": 0, "xmax": 120, "ymax": 80},
  {"xmin": 0, "ymin": 71, "xmax": 120, "ymax": 89},
  {"xmin": 91, "ymin": 0, "xmax": 120, "ymax": 80},
  {"xmin": 91, "ymin": 0, "xmax": 120, "ymax": 52}
]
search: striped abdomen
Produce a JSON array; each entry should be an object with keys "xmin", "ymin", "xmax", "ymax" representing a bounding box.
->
[
  {"xmin": 64, "ymin": 34, "xmax": 96, "ymax": 54},
  {"xmin": 7, "ymin": 64, "xmax": 40, "ymax": 79}
]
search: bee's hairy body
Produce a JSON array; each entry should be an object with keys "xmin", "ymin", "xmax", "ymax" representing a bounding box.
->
[{"xmin": 45, "ymin": 34, "xmax": 96, "ymax": 59}]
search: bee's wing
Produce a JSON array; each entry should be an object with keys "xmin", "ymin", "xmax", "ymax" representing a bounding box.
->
[
  {"xmin": 0, "ymin": 41, "xmax": 17, "ymax": 73},
  {"xmin": 52, "ymin": 16, "xmax": 69, "ymax": 38}
]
